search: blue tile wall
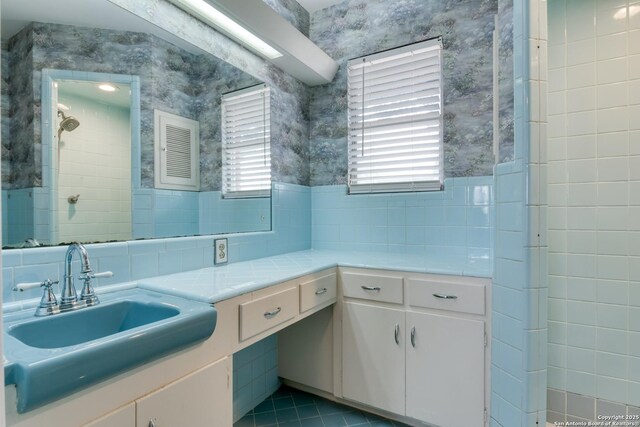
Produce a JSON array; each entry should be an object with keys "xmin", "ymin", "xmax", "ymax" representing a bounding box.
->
[
  {"xmin": 233, "ymin": 335, "xmax": 280, "ymax": 422},
  {"xmin": 311, "ymin": 177, "xmax": 494, "ymax": 271},
  {"xmin": 491, "ymin": 0, "xmax": 547, "ymax": 425},
  {"xmin": 2, "ymin": 183, "xmax": 310, "ymax": 306}
]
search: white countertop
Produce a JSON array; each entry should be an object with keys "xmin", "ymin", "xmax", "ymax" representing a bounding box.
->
[{"xmin": 137, "ymin": 249, "xmax": 492, "ymax": 304}]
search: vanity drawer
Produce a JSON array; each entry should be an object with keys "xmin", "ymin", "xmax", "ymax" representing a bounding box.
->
[
  {"xmin": 239, "ymin": 287, "xmax": 298, "ymax": 341},
  {"xmin": 408, "ymin": 277, "xmax": 485, "ymax": 315},
  {"xmin": 341, "ymin": 271, "xmax": 404, "ymax": 304},
  {"xmin": 300, "ymin": 272, "xmax": 337, "ymax": 313}
]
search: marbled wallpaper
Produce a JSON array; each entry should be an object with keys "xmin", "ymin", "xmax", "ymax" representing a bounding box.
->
[
  {"xmin": 498, "ymin": 0, "xmax": 514, "ymax": 163},
  {"xmin": 1, "ymin": 47, "xmax": 10, "ymax": 184},
  {"xmin": 3, "ymin": 22, "xmax": 260, "ymax": 191},
  {"xmin": 107, "ymin": 0, "xmax": 311, "ymax": 187},
  {"xmin": 308, "ymin": 0, "xmax": 499, "ymax": 185}
]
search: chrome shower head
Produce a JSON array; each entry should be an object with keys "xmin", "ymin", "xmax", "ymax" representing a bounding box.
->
[{"xmin": 57, "ymin": 110, "xmax": 80, "ymax": 139}]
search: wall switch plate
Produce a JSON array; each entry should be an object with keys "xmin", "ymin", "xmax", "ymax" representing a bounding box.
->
[{"xmin": 214, "ymin": 238, "xmax": 228, "ymax": 264}]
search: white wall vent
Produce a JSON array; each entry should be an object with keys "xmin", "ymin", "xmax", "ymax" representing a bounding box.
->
[{"xmin": 154, "ymin": 110, "xmax": 200, "ymax": 191}]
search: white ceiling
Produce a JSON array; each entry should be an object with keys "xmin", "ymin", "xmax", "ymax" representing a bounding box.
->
[
  {"xmin": 58, "ymin": 80, "xmax": 132, "ymax": 109},
  {"xmin": 295, "ymin": 0, "xmax": 345, "ymax": 13},
  {"xmin": 1, "ymin": 0, "xmax": 203, "ymax": 54}
]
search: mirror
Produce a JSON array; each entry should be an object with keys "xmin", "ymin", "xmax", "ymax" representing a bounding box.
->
[{"xmin": 1, "ymin": 0, "xmax": 272, "ymax": 248}]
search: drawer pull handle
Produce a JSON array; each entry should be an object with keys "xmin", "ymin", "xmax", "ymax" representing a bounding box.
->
[
  {"xmin": 315, "ymin": 288, "xmax": 328, "ymax": 295},
  {"xmin": 433, "ymin": 293, "xmax": 458, "ymax": 300},
  {"xmin": 149, "ymin": 419, "xmax": 157, "ymax": 427},
  {"xmin": 362, "ymin": 285, "xmax": 381, "ymax": 292},
  {"xmin": 411, "ymin": 326, "xmax": 416, "ymax": 348},
  {"xmin": 264, "ymin": 307, "xmax": 282, "ymax": 319},
  {"xmin": 394, "ymin": 323, "xmax": 400, "ymax": 345}
]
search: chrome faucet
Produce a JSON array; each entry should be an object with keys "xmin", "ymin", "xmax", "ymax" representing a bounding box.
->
[
  {"xmin": 62, "ymin": 242, "xmax": 93, "ymax": 308},
  {"xmin": 13, "ymin": 242, "xmax": 113, "ymax": 316}
]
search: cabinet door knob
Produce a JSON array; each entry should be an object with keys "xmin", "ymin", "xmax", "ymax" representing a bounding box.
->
[
  {"xmin": 410, "ymin": 326, "xmax": 416, "ymax": 348},
  {"xmin": 394, "ymin": 323, "xmax": 400, "ymax": 345}
]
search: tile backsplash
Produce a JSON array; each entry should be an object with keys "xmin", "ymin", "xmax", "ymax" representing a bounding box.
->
[
  {"xmin": 2, "ymin": 182, "xmax": 310, "ymax": 307},
  {"xmin": 311, "ymin": 176, "xmax": 493, "ymax": 268}
]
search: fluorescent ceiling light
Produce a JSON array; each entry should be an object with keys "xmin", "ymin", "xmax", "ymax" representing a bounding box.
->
[
  {"xmin": 98, "ymin": 83, "xmax": 118, "ymax": 92},
  {"xmin": 169, "ymin": 0, "xmax": 282, "ymax": 59}
]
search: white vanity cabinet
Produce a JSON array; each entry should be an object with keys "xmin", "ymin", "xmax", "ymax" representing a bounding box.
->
[
  {"xmin": 341, "ymin": 301, "xmax": 405, "ymax": 415},
  {"xmin": 136, "ymin": 357, "xmax": 231, "ymax": 427},
  {"xmin": 405, "ymin": 311, "xmax": 485, "ymax": 427},
  {"xmin": 83, "ymin": 357, "xmax": 231, "ymax": 427},
  {"xmin": 85, "ymin": 403, "xmax": 136, "ymax": 427},
  {"xmin": 338, "ymin": 268, "xmax": 490, "ymax": 427}
]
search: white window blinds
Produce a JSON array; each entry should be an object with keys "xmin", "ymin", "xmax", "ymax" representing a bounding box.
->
[
  {"xmin": 347, "ymin": 38, "xmax": 444, "ymax": 194},
  {"xmin": 222, "ymin": 85, "xmax": 271, "ymax": 198}
]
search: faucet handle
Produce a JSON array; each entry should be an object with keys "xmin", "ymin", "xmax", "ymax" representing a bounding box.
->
[
  {"xmin": 13, "ymin": 279, "xmax": 59, "ymax": 292},
  {"xmin": 79, "ymin": 271, "xmax": 112, "ymax": 306},
  {"xmin": 12, "ymin": 279, "xmax": 61, "ymax": 317}
]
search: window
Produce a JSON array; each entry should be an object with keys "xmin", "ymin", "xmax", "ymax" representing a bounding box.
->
[
  {"xmin": 347, "ymin": 38, "xmax": 444, "ymax": 194},
  {"xmin": 221, "ymin": 85, "xmax": 271, "ymax": 198}
]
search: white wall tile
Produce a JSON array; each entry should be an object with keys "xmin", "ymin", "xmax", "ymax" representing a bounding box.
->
[
  {"xmin": 567, "ymin": 135, "xmax": 597, "ymax": 159},
  {"xmin": 566, "ymin": 0, "xmax": 596, "ymax": 42},
  {"xmin": 597, "ymin": 107, "xmax": 629, "ymax": 133},
  {"xmin": 567, "ymin": 63, "xmax": 597, "ymax": 89},
  {"xmin": 597, "ymin": 57, "xmax": 628, "ymax": 84},
  {"xmin": 566, "ymin": 87, "xmax": 597, "ymax": 113},
  {"xmin": 597, "ymin": 157, "xmax": 629, "ymax": 182},
  {"xmin": 629, "ymin": 54, "xmax": 640, "ymax": 79},
  {"xmin": 596, "ymin": 7, "xmax": 628, "ymax": 36},
  {"xmin": 630, "ymin": 30, "xmax": 640, "ymax": 55},
  {"xmin": 597, "ymin": 132, "xmax": 629, "ymax": 157},
  {"xmin": 567, "ymin": 111, "xmax": 597, "ymax": 136},
  {"xmin": 597, "ymin": 32, "xmax": 628, "ymax": 60},
  {"xmin": 597, "ymin": 83, "xmax": 628, "ymax": 109},
  {"xmin": 567, "ymin": 38, "xmax": 596, "ymax": 66}
]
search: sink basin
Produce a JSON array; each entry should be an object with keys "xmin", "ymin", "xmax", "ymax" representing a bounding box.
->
[
  {"xmin": 8, "ymin": 301, "xmax": 180, "ymax": 349},
  {"xmin": 3, "ymin": 289, "xmax": 217, "ymax": 413}
]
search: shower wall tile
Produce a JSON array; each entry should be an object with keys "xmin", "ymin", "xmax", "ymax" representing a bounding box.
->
[{"xmin": 547, "ymin": 0, "xmax": 639, "ymax": 413}]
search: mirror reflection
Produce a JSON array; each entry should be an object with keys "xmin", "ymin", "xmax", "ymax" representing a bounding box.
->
[{"xmin": 1, "ymin": 1, "xmax": 272, "ymax": 248}]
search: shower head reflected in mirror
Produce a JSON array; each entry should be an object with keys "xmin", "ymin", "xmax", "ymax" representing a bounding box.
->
[{"xmin": 57, "ymin": 110, "xmax": 80, "ymax": 140}]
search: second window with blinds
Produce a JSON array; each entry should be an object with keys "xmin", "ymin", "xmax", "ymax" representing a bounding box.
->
[
  {"xmin": 347, "ymin": 38, "xmax": 444, "ymax": 194},
  {"xmin": 221, "ymin": 84, "xmax": 271, "ymax": 198}
]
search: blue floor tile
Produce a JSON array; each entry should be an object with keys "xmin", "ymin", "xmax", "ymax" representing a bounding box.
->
[{"xmin": 234, "ymin": 385, "xmax": 408, "ymax": 427}]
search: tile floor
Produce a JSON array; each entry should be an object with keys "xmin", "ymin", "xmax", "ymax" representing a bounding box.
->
[{"xmin": 234, "ymin": 385, "xmax": 410, "ymax": 427}]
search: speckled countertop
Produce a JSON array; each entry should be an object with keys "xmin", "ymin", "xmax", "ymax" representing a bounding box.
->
[{"xmin": 137, "ymin": 249, "xmax": 492, "ymax": 304}]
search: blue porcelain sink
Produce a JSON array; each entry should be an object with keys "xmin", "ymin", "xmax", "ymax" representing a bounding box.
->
[
  {"xmin": 8, "ymin": 300, "xmax": 180, "ymax": 349},
  {"xmin": 3, "ymin": 288, "xmax": 217, "ymax": 413}
]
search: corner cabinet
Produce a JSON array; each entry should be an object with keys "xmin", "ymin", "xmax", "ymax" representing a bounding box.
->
[{"xmin": 339, "ymin": 268, "xmax": 490, "ymax": 427}]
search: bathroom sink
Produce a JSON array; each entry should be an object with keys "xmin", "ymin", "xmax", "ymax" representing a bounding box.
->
[
  {"xmin": 3, "ymin": 289, "xmax": 217, "ymax": 413},
  {"xmin": 8, "ymin": 300, "xmax": 180, "ymax": 349}
]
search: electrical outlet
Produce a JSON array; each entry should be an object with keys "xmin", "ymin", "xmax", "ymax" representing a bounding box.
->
[{"xmin": 214, "ymin": 238, "xmax": 228, "ymax": 264}]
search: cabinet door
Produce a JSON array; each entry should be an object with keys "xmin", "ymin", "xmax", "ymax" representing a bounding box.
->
[
  {"xmin": 342, "ymin": 302, "xmax": 405, "ymax": 415},
  {"xmin": 84, "ymin": 403, "xmax": 135, "ymax": 427},
  {"xmin": 136, "ymin": 357, "xmax": 231, "ymax": 427},
  {"xmin": 406, "ymin": 312, "xmax": 485, "ymax": 427}
]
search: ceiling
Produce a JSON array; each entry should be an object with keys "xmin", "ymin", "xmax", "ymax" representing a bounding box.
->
[
  {"xmin": 295, "ymin": 0, "xmax": 345, "ymax": 13},
  {"xmin": 58, "ymin": 80, "xmax": 132, "ymax": 109},
  {"xmin": 1, "ymin": 0, "xmax": 203, "ymax": 54}
]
